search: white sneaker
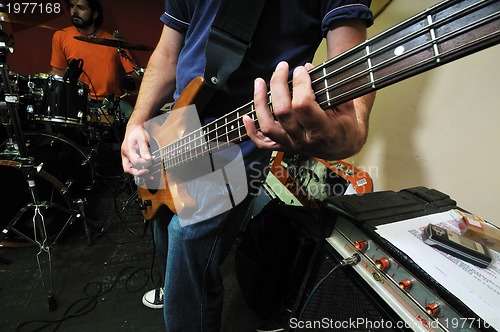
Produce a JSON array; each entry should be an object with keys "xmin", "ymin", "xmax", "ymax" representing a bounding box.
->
[{"xmin": 142, "ymin": 287, "xmax": 164, "ymax": 309}]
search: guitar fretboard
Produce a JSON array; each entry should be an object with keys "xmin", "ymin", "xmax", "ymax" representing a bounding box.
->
[{"xmin": 161, "ymin": 0, "xmax": 500, "ymax": 170}]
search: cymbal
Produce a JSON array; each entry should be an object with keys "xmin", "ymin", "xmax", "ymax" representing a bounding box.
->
[
  {"xmin": 74, "ymin": 36, "xmax": 153, "ymax": 51},
  {"xmin": 0, "ymin": 12, "xmax": 56, "ymax": 29}
]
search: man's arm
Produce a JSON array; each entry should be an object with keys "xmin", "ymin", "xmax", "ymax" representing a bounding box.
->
[
  {"xmin": 49, "ymin": 68, "xmax": 66, "ymax": 76},
  {"xmin": 245, "ymin": 19, "xmax": 375, "ymax": 161},
  {"xmin": 127, "ymin": 25, "xmax": 183, "ymax": 125},
  {"xmin": 49, "ymin": 31, "xmax": 68, "ymax": 77},
  {"xmin": 121, "ymin": 25, "xmax": 183, "ymax": 175}
]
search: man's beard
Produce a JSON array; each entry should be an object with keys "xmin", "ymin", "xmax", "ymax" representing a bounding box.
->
[{"xmin": 72, "ymin": 15, "xmax": 94, "ymax": 29}]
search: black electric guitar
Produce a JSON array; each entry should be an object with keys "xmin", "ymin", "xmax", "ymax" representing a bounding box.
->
[{"xmin": 136, "ymin": 0, "xmax": 500, "ymax": 221}]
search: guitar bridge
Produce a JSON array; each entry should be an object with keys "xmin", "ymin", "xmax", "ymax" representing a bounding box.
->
[{"xmin": 134, "ymin": 176, "xmax": 145, "ymax": 185}]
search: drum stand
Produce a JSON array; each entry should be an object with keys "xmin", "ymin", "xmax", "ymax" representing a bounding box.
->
[
  {"xmin": 0, "ymin": 26, "xmax": 94, "ymax": 311},
  {"xmin": 117, "ymin": 48, "xmax": 145, "ymax": 77}
]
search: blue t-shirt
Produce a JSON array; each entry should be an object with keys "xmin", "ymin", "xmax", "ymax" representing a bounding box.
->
[{"xmin": 161, "ymin": 0, "xmax": 373, "ymax": 185}]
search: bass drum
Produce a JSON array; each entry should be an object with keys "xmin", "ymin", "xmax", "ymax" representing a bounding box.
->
[
  {"xmin": 23, "ymin": 132, "xmax": 96, "ymax": 197},
  {"xmin": 0, "ymin": 159, "xmax": 75, "ymax": 244}
]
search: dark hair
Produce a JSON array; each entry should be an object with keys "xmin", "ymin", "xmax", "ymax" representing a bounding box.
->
[
  {"xmin": 68, "ymin": 0, "xmax": 104, "ymax": 28},
  {"xmin": 86, "ymin": 0, "xmax": 104, "ymax": 28}
]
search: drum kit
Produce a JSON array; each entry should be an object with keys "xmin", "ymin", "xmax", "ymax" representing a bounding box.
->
[{"xmin": 0, "ymin": 11, "xmax": 152, "ymax": 248}]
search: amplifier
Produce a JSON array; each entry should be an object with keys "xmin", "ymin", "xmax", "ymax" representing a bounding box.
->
[{"xmin": 289, "ymin": 187, "xmax": 498, "ymax": 332}]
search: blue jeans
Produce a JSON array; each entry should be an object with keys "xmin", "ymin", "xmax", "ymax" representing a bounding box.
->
[{"xmin": 154, "ymin": 195, "xmax": 254, "ymax": 331}]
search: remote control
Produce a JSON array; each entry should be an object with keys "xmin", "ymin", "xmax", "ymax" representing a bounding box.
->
[{"xmin": 423, "ymin": 223, "xmax": 492, "ymax": 268}]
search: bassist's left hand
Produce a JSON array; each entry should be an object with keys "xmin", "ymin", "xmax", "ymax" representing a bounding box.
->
[{"xmin": 244, "ymin": 61, "xmax": 370, "ymax": 161}]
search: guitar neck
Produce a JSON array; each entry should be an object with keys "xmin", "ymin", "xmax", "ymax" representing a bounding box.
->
[
  {"xmin": 163, "ymin": 0, "xmax": 500, "ymax": 169},
  {"xmin": 311, "ymin": 0, "xmax": 500, "ymax": 109}
]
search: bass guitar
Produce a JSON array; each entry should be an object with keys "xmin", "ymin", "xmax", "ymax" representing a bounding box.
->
[{"xmin": 136, "ymin": 0, "xmax": 500, "ymax": 221}]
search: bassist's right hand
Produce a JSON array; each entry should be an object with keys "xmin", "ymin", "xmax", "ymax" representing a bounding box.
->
[{"xmin": 121, "ymin": 122, "xmax": 152, "ymax": 176}]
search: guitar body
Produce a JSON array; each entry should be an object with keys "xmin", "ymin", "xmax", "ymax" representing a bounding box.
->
[{"xmin": 137, "ymin": 77, "xmax": 216, "ymax": 221}]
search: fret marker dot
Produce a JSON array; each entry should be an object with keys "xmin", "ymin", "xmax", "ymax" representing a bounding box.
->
[{"xmin": 394, "ymin": 46, "xmax": 405, "ymax": 56}]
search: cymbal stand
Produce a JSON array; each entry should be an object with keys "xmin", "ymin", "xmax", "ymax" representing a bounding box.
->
[
  {"xmin": 0, "ymin": 25, "xmax": 58, "ymax": 309},
  {"xmin": 111, "ymin": 29, "xmax": 145, "ymax": 77},
  {"xmin": 116, "ymin": 47, "xmax": 144, "ymax": 77},
  {"xmin": 0, "ymin": 21, "xmax": 97, "ymax": 311}
]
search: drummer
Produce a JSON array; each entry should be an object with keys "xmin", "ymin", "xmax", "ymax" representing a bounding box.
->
[{"xmin": 49, "ymin": 0, "xmax": 141, "ymax": 120}]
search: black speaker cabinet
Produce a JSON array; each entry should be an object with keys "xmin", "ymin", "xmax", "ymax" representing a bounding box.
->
[
  {"xmin": 289, "ymin": 243, "xmax": 406, "ymax": 332},
  {"xmin": 289, "ymin": 187, "xmax": 496, "ymax": 332}
]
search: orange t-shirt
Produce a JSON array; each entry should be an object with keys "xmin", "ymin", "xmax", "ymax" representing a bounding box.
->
[{"xmin": 50, "ymin": 26, "xmax": 135, "ymax": 101}]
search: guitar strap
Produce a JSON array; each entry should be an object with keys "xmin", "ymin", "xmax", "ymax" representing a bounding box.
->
[{"xmin": 204, "ymin": 0, "xmax": 267, "ymax": 90}]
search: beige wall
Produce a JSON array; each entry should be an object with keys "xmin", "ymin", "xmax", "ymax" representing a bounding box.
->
[{"xmin": 315, "ymin": 0, "xmax": 500, "ymax": 226}]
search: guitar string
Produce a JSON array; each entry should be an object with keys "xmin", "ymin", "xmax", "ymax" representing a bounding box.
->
[
  {"xmin": 142, "ymin": 2, "xmax": 498, "ymax": 176},
  {"xmin": 311, "ymin": 0, "xmax": 498, "ymax": 102},
  {"xmin": 159, "ymin": 108, "xmax": 252, "ymax": 171},
  {"xmin": 167, "ymin": 13, "xmax": 498, "ymax": 166},
  {"xmin": 146, "ymin": 7, "xmax": 498, "ymax": 176},
  {"xmin": 160, "ymin": 0, "xmax": 497, "ymax": 167},
  {"xmin": 151, "ymin": 6, "xmax": 498, "ymax": 174},
  {"xmin": 314, "ymin": 8, "xmax": 500, "ymax": 109}
]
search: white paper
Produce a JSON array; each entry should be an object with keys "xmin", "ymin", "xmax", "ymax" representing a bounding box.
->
[{"xmin": 376, "ymin": 210, "xmax": 500, "ymax": 330}]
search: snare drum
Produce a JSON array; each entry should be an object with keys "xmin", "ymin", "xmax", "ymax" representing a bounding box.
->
[{"xmin": 28, "ymin": 73, "xmax": 89, "ymax": 127}]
